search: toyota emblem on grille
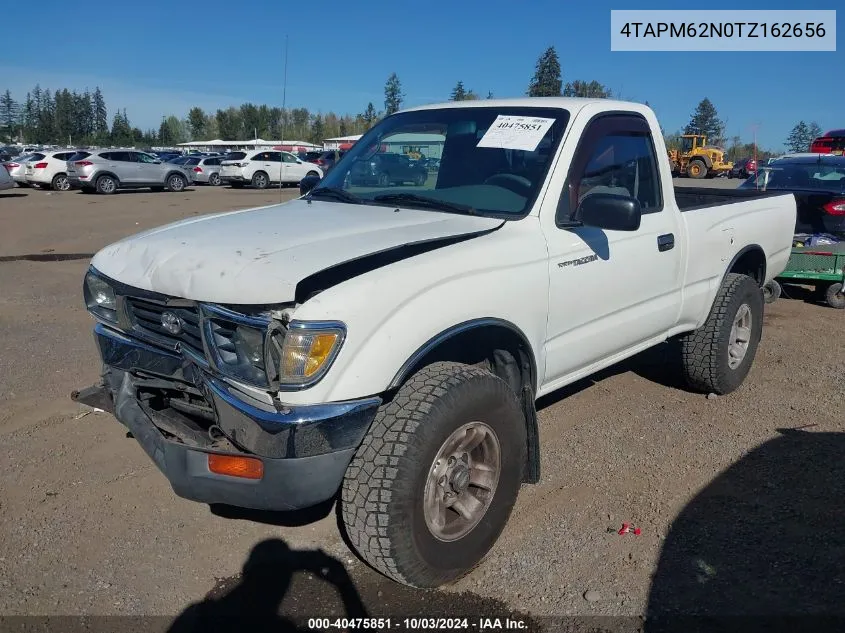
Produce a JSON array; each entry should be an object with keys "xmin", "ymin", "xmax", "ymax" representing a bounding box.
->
[{"xmin": 160, "ymin": 311, "xmax": 183, "ymax": 335}]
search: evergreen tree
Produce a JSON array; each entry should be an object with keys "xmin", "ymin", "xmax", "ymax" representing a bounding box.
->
[
  {"xmin": 93, "ymin": 87, "xmax": 109, "ymax": 139},
  {"xmin": 361, "ymin": 102, "xmax": 378, "ymax": 128},
  {"xmin": 684, "ymin": 98, "xmax": 725, "ymax": 144},
  {"xmin": 563, "ymin": 80, "xmax": 612, "ymax": 98},
  {"xmin": 807, "ymin": 121, "xmax": 823, "ymax": 145},
  {"xmin": 310, "ymin": 114, "xmax": 325, "ymax": 144},
  {"xmin": 384, "ymin": 73, "xmax": 404, "ymax": 115},
  {"xmin": 786, "ymin": 121, "xmax": 810, "ymax": 152},
  {"xmin": 486, "ymin": 91, "xmax": 494, "ymax": 99},
  {"xmin": 527, "ymin": 46, "xmax": 562, "ymax": 97},
  {"xmin": 187, "ymin": 107, "xmax": 207, "ymax": 139},
  {"xmin": 450, "ymin": 81, "xmax": 467, "ymax": 101},
  {"xmin": 0, "ymin": 90, "xmax": 20, "ymax": 142}
]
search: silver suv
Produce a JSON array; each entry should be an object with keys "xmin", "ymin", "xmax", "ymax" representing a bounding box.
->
[{"xmin": 67, "ymin": 150, "xmax": 195, "ymax": 194}]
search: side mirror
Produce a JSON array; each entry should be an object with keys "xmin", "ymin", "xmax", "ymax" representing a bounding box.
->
[
  {"xmin": 299, "ymin": 174, "xmax": 321, "ymax": 196},
  {"xmin": 576, "ymin": 193, "xmax": 641, "ymax": 231},
  {"xmin": 296, "ymin": 159, "xmax": 302, "ymax": 164},
  {"xmin": 153, "ymin": 160, "xmax": 162, "ymax": 164}
]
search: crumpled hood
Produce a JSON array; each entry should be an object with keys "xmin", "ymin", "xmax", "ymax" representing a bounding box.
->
[{"xmin": 91, "ymin": 199, "xmax": 502, "ymax": 303}]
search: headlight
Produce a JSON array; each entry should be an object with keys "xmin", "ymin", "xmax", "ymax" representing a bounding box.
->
[
  {"xmin": 84, "ymin": 271, "xmax": 117, "ymax": 321},
  {"xmin": 268, "ymin": 322, "xmax": 345, "ymax": 388},
  {"xmin": 207, "ymin": 318, "xmax": 268, "ymax": 386}
]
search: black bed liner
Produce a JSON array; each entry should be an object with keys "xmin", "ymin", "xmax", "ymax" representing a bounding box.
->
[{"xmin": 675, "ymin": 186, "xmax": 788, "ymax": 212}]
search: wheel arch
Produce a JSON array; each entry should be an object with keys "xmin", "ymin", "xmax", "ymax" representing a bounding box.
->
[
  {"xmin": 94, "ymin": 170, "xmax": 120, "ymax": 182},
  {"xmin": 387, "ymin": 318, "xmax": 541, "ymax": 484},
  {"xmin": 725, "ymin": 244, "xmax": 767, "ymax": 287}
]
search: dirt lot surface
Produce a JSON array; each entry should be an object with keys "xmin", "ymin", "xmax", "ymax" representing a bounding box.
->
[{"xmin": 1, "ymin": 179, "xmax": 843, "ymax": 631}]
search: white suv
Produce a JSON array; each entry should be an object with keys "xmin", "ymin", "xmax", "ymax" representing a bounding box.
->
[
  {"xmin": 25, "ymin": 150, "xmax": 79, "ymax": 191},
  {"xmin": 220, "ymin": 150, "xmax": 322, "ymax": 189}
]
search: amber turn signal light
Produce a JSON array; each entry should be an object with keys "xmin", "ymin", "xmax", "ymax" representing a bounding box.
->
[{"xmin": 207, "ymin": 453, "xmax": 264, "ymax": 480}]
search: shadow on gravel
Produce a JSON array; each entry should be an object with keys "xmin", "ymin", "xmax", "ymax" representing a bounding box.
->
[
  {"xmin": 209, "ymin": 499, "xmax": 334, "ymax": 526},
  {"xmin": 168, "ymin": 537, "xmax": 535, "ymax": 633},
  {"xmin": 0, "ymin": 192, "xmax": 28, "ymax": 198},
  {"xmin": 646, "ymin": 429, "xmax": 845, "ymax": 633},
  {"xmin": 0, "ymin": 252, "xmax": 95, "ymax": 263}
]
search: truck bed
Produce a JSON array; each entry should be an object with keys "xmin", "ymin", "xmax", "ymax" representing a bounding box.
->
[{"xmin": 675, "ymin": 186, "xmax": 784, "ymax": 212}]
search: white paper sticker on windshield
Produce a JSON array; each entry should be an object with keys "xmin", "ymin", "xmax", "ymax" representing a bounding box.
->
[{"xmin": 476, "ymin": 115, "xmax": 556, "ymax": 152}]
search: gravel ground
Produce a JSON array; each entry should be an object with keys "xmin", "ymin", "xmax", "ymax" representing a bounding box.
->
[{"xmin": 1, "ymin": 179, "xmax": 842, "ymax": 632}]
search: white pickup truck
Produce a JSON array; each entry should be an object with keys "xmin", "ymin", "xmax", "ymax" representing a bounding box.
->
[{"xmin": 73, "ymin": 98, "xmax": 796, "ymax": 588}]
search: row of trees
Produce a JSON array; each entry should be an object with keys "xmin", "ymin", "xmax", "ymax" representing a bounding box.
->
[{"xmin": 0, "ymin": 49, "xmax": 826, "ymax": 153}]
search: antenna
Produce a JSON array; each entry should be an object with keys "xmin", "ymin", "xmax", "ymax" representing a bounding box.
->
[{"xmin": 280, "ymin": 34, "xmax": 289, "ymax": 202}]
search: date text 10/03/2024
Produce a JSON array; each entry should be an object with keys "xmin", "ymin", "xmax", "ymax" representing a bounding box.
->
[{"xmin": 307, "ymin": 617, "xmax": 529, "ymax": 630}]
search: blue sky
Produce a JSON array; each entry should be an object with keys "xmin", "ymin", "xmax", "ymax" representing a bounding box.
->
[{"xmin": 3, "ymin": 0, "xmax": 841, "ymax": 148}]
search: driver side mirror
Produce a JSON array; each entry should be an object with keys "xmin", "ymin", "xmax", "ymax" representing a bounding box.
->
[
  {"xmin": 576, "ymin": 193, "xmax": 641, "ymax": 231},
  {"xmin": 299, "ymin": 174, "xmax": 321, "ymax": 196}
]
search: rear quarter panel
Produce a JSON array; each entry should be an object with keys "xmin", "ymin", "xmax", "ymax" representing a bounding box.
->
[{"xmin": 677, "ymin": 193, "xmax": 796, "ymax": 331}]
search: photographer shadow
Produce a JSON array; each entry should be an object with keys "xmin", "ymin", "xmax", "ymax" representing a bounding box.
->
[{"xmin": 168, "ymin": 538, "xmax": 368, "ymax": 633}]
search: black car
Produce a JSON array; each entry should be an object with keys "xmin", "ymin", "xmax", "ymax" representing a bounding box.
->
[
  {"xmin": 299, "ymin": 150, "xmax": 323, "ymax": 163},
  {"xmin": 349, "ymin": 152, "xmax": 429, "ymax": 187},
  {"xmin": 739, "ymin": 155, "xmax": 845, "ymax": 234}
]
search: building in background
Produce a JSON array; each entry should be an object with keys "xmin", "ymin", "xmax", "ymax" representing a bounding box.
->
[
  {"xmin": 322, "ymin": 135, "xmax": 363, "ymax": 150},
  {"xmin": 176, "ymin": 139, "xmax": 321, "ymax": 153}
]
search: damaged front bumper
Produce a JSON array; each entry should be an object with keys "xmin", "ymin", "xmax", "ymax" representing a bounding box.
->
[{"xmin": 73, "ymin": 323, "xmax": 380, "ymax": 511}]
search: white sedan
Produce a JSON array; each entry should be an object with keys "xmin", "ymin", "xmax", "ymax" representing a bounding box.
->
[
  {"xmin": 24, "ymin": 150, "xmax": 80, "ymax": 191},
  {"xmin": 219, "ymin": 150, "xmax": 322, "ymax": 189}
]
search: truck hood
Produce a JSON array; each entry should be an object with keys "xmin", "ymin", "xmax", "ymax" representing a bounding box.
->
[{"xmin": 91, "ymin": 199, "xmax": 502, "ymax": 304}]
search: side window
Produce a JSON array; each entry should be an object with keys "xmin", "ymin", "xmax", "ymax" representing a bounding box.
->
[
  {"xmin": 115, "ymin": 152, "xmax": 135, "ymax": 162},
  {"xmin": 136, "ymin": 153, "xmax": 157, "ymax": 163},
  {"xmin": 99, "ymin": 152, "xmax": 113, "ymax": 160},
  {"xmin": 55, "ymin": 152, "xmax": 72, "ymax": 160},
  {"xmin": 557, "ymin": 115, "xmax": 663, "ymax": 226},
  {"xmin": 267, "ymin": 152, "xmax": 283, "ymax": 162},
  {"xmin": 252, "ymin": 152, "xmax": 267, "ymax": 161},
  {"xmin": 281, "ymin": 153, "xmax": 297, "ymax": 163}
]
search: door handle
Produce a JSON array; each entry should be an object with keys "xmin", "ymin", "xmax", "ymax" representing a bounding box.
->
[{"xmin": 657, "ymin": 233, "xmax": 675, "ymax": 252}]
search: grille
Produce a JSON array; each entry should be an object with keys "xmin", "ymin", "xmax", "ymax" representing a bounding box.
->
[{"xmin": 125, "ymin": 298, "xmax": 203, "ymax": 354}]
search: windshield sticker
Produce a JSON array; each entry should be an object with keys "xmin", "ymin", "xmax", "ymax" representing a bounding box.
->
[{"xmin": 476, "ymin": 115, "xmax": 556, "ymax": 152}]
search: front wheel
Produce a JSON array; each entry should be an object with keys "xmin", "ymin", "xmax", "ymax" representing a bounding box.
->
[
  {"xmin": 341, "ymin": 361, "xmax": 526, "ymax": 588},
  {"xmin": 688, "ymin": 160, "xmax": 708, "ymax": 179},
  {"xmin": 678, "ymin": 273, "xmax": 763, "ymax": 395}
]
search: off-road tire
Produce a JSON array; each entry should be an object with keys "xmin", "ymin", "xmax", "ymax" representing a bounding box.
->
[
  {"xmin": 679, "ymin": 273, "xmax": 763, "ymax": 394},
  {"xmin": 688, "ymin": 160, "xmax": 708, "ymax": 179},
  {"xmin": 825, "ymin": 282, "xmax": 845, "ymax": 309},
  {"xmin": 340, "ymin": 361, "xmax": 526, "ymax": 588}
]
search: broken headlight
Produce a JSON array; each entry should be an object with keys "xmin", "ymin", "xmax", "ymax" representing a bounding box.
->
[
  {"xmin": 84, "ymin": 270, "xmax": 117, "ymax": 322},
  {"xmin": 203, "ymin": 306, "xmax": 271, "ymax": 387}
]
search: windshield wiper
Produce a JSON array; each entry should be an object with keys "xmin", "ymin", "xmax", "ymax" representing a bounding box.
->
[
  {"xmin": 372, "ymin": 192, "xmax": 476, "ymax": 215},
  {"xmin": 307, "ymin": 187, "xmax": 363, "ymax": 204}
]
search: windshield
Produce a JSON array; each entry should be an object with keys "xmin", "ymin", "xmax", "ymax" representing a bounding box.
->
[
  {"xmin": 313, "ymin": 106, "xmax": 570, "ymax": 217},
  {"xmin": 743, "ymin": 161, "xmax": 845, "ymax": 193}
]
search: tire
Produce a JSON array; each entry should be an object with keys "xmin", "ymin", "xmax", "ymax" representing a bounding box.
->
[
  {"xmin": 251, "ymin": 171, "xmax": 269, "ymax": 189},
  {"xmin": 377, "ymin": 172, "xmax": 390, "ymax": 187},
  {"xmin": 688, "ymin": 160, "xmax": 708, "ymax": 179},
  {"xmin": 825, "ymin": 282, "xmax": 845, "ymax": 309},
  {"xmin": 341, "ymin": 361, "xmax": 526, "ymax": 588},
  {"xmin": 95, "ymin": 174, "xmax": 118, "ymax": 195},
  {"xmin": 166, "ymin": 173, "xmax": 187, "ymax": 192},
  {"xmin": 414, "ymin": 172, "xmax": 426, "ymax": 186},
  {"xmin": 762, "ymin": 279, "xmax": 781, "ymax": 304},
  {"xmin": 306, "ymin": 170, "xmax": 320, "ymax": 178},
  {"xmin": 51, "ymin": 173, "xmax": 71, "ymax": 191},
  {"xmin": 679, "ymin": 273, "xmax": 764, "ymax": 395},
  {"xmin": 208, "ymin": 172, "xmax": 221, "ymax": 186}
]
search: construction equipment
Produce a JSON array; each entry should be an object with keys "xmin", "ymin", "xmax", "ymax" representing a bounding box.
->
[{"xmin": 668, "ymin": 134, "xmax": 733, "ymax": 179}]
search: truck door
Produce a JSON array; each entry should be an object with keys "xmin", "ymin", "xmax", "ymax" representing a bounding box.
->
[{"xmin": 541, "ymin": 113, "xmax": 684, "ymax": 386}]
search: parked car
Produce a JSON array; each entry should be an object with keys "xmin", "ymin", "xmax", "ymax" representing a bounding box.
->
[
  {"xmin": 75, "ymin": 98, "xmax": 795, "ymax": 590},
  {"xmin": 0, "ymin": 146, "xmax": 19, "ymax": 162},
  {"xmin": 219, "ymin": 150, "xmax": 322, "ymax": 189},
  {"xmin": 738, "ymin": 154, "xmax": 845, "ymax": 234},
  {"xmin": 3, "ymin": 152, "xmax": 46, "ymax": 187},
  {"xmin": 24, "ymin": 149, "xmax": 81, "ymax": 191},
  {"xmin": 314, "ymin": 149, "xmax": 347, "ymax": 173},
  {"xmin": 349, "ymin": 152, "xmax": 429, "ymax": 186},
  {"xmin": 66, "ymin": 149, "xmax": 195, "ymax": 194},
  {"xmin": 180, "ymin": 155, "xmax": 224, "ymax": 186},
  {"xmin": 0, "ymin": 161, "xmax": 14, "ymax": 190},
  {"xmin": 810, "ymin": 129, "xmax": 845, "ymax": 155},
  {"xmin": 729, "ymin": 157, "xmax": 757, "ymax": 179},
  {"xmin": 298, "ymin": 150, "xmax": 323, "ymax": 163}
]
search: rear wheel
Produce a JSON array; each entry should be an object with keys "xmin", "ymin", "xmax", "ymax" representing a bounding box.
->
[
  {"xmin": 95, "ymin": 174, "xmax": 118, "ymax": 194},
  {"xmin": 688, "ymin": 160, "xmax": 707, "ymax": 179},
  {"xmin": 679, "ymin": 273, "xmax": 763, "ymax": 394},
  {"xmin": 825, "ymin": 282, "xmax": 845, "ymax": 309},
  {"xmin": 208, "ymin": 172, "xmax": 221, "ymax": 186},
  {"xmin": 166, "ymin": 173, "xmax": 187, "ymax": 192},
  {"xmin": 341, "ymin": 361, "xmax": 526, "ymax": 588},
  {"xmin": 51, "ymin": 174, "xmax": 71, "ymax": 191},
  {"xmin": 251, "ymin": 171, "xmax": 269, "ymax": 189}
]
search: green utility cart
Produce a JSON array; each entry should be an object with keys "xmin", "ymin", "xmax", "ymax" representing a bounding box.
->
[{"xmin": 767, "ymin": 243, "xmax": 845, "ymax": 309}]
